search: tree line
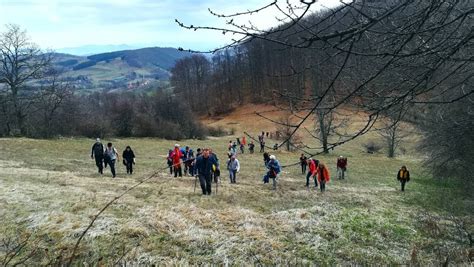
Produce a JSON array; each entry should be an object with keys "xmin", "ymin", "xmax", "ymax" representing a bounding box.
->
[
  {"xmin": 173, "ymin": 0, "xmax": 473, "ymax": 180},
  {"xmin": 0, "ymin": 24, "xmax": 205, "ymax": 140}
]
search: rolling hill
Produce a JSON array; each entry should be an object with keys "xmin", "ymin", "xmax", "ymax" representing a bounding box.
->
[{"xmin": 53, "ymin": 47, "xmax": 192, "ymax": 92}]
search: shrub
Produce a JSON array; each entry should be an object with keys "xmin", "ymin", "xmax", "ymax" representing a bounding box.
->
[
  {"xmin": 363, "ymin": 141, "xmax": 383, "ymax": 154},
  {"xmin": 207, "ymin": 126, "xmax": 230, "ymax": 137}
]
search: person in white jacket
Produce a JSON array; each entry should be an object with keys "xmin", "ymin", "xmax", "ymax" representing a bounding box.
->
[{"xmin": 227, "ymin": 155, "xmax": 240, "ymax": 184}]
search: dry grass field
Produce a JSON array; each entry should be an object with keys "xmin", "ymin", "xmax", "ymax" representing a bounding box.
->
[{"xmin": 0, "ymin": 108, "xmax": 472, "ymax": 265}]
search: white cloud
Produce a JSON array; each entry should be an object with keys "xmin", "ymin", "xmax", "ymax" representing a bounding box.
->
[{"xmin": 0, "ymin": 0, "xmax": 345, "ymax": 51}]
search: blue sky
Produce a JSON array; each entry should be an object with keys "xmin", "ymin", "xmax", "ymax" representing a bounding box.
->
[{"xmin": 0, "ymin": 0, "xmax": 342, "ymax": 53}]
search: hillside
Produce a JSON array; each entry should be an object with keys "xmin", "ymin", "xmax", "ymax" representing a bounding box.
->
[
  {"xmin": 52, "ymin": 47, "xmax": 192, "ymax": 92},
  {"xmin": 0, "ymin": 108, "xmax": 471, "ymax": 265}
]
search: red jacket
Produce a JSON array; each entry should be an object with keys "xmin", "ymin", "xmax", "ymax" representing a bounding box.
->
[
  {"xmin": 171, "ymin": 148, "xmax": 182, "ymax": 165},
  {"xmin": 317, "ymin": 166, "xmax": 330, "ymax": 183},
  {"xmin": 308, "ymin": 160, "xmax": 317, "ymax": 175}
]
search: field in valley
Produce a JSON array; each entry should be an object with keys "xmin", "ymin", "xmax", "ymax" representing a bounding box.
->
[{"xmin": 0, "ymin": 111, "xmax": 473, "ymax": 265}]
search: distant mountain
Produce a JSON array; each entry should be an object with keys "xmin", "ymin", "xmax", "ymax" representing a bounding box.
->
[
  {"xmin": 52, "ymin": 47, "xmax": 193, "ymax": 92},
  {"xmin": 56, "ymin": 44, "xmax": 139, "ymax": 56}
]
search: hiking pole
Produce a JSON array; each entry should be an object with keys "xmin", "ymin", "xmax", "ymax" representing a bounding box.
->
[
  {"xmin": 194, "ymin": 175, "xmax": 198, "ymax": 193},
  {"xmin": 215, "ymin": 174, "xmax": 218, "ymax": 195}
]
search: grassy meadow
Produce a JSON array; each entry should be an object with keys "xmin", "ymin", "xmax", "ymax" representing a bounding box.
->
[{"xmin": 0, "ymin": 131, "xmax": 473, "ymax": 265}]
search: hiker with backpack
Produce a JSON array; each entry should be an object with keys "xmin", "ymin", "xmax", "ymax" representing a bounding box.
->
[
  {"xmin": 397, "ymin": 165, "xmax": 410, "ymax": 191},
  {"xmin": 317, "ymin": 163, "xmax": 330, "ymax": 192},
  {"xmin": 248, "ymin": 141, "xmax": 255, "ymax": 154},
  {"xmin": 300, "ymin": 154, "xmax": 308, "ymax": 175},
  {"xmin": 306, "ymin": 158, "xmax": 318, "ymax": 188},
  {"xmin": 183, "ymin": 146, "xmax": 193, "ymax": 176},
  {"xmin": 266, "ymin": 155, "xmax": 281, "ymax": 190},
  {"xmin": 171, "ymin": 144, "xmax": 183, "ymax": 177},
  {"xmin": 104, "ymin": 142, "xmax": 119, "ymax": 178},
  {"xmin": 259, "ymin": 132, "xmax": 265, "ymax": 152},
  {"xmin": 91, "ymin": 138, "xmax": 104, "ymax": 174},
  {"xmin": 122, "ymin": 146, "xmax": 135, "ymax": 175},
  {"xmin": 337, "ymin": 156, "xmax": 348, "ymax": 179},
  {"xmin": 195, "ymin": 148, "xmax": 219, "ymax": 195},
  {"xmin": 227, "ymin": 155, "xmax": 240, "ymax": 184},
  {"xmin": 166, "ymin": 149, "xmax": 173, "ymax": 175}
]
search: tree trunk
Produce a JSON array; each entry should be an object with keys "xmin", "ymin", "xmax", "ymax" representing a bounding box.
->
[{"xmin": 318, "ymin": 110, "xmax": 329, "ymax": 154}]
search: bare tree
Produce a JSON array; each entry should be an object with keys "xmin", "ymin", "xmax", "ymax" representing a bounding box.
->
[
  {"xmin": 378, "ymin": 115, "xmax": 409, "ymax": 158},
  {"xmin": 34, "ymin": 70, "xmax": 73, "ymax": 138},
  {"xmin": 0, "ymin": 24, "xmax": 51, "ymax": 135},
  {"xmin": 175, "ymin": 0, "xmax": 473, "ymax": 162}
]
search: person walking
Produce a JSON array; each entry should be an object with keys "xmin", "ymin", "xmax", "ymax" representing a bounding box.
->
[
  {"xmin": 91, "ymin": 138, "xmax": 104, "ymax": 174},
  {"xmin": 248, "ymin": 141, "xmax": 255, "ymax": 154},
  {"xmin": 227, "ymin": 155, "xmax": 240, "ymax": 183},
  {"xmin": 336, "ymin": 156, "xmax": 348, "ymax": 179},
  {"xmin": 397, "ymin": 165, "xmax": 410, "ymax": 191},
  {"xmin": 122, "ymin": 146, "xmax": 135, "ymax": 175},
  {"xmin": 166, "ymin": 149, "xmax": 173, "ymax": 175},
  {"xmin": 171, "ymin": 144, "xmax": 183, "ymax": 177},
  {"xmin": 317, "ymin": 163, "xmax": 330, "ymax": 192},
  {"xmin": 104, "ymin": 142, "xmax": 119, "ymax": 178},
  {"xmin": 300, "ymin": 154, "xmax": 308, "ymax": 175},
  {"xmin": 306, "ymin": 158, "xmax": 318, "ymax": 188},
  {"xmin": 195, "ymin": 148, "xmax": 219, "ymax": 195},
  {"xmin": 183, "ymin": 146, "xmax": 192, "ymax": 176},
  {"xmin": 258, "ymin": 132, "xmax": 265, "ymax": 153},
  {"xmin": 267, "ymin": 155, "xmax": 281, "ymax": 190}
]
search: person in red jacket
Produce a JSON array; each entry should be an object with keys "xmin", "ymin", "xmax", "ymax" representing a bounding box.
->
[
  {"xmin": 317, "ymin": 163, "xmax": 330, "ymax": 192},
  {"xmin": 306, "ymin": 158, "xmax": 318, "ymax": 188},
  {"xmin": 171, "ymin": 144, "xmax": 183, "ymax": 177}
]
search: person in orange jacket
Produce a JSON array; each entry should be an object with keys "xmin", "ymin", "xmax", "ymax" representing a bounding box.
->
[{"xmin": 317, "ymin": 163, "xmax": 330, "ymax": 192}]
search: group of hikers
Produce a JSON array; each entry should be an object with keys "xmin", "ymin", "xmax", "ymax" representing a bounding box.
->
[
  {"xmin": 90, "ymin": 133, "xmax": 411, "ymax": 193},
  {"xmin": 91, "ymin": 138, "xmax": 135, "ymax": 178}
]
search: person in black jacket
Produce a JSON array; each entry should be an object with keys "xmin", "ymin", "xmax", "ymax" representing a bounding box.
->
[
  {"xmin": 122, "ymin": 146, "xmax": 135, "ymax": 174},
  {"xmin": 194, "ymin": 148, "xmax": 219, "ymax": 195},
  {"xmin": 91, "ymin": 138, "xmax": 104, "ymax": 174},
  {"xmin": 300, "ymin": 154, "xmax": 308, "ymax": 175}
]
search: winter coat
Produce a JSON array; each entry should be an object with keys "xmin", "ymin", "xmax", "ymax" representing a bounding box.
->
[
  {"xmin": 122, "ymin": 149, "xmax": 135, "ymax": 162},
  {"xmin": 337, "ymin": 158, "xmax": 348, "ymax": 169},
  {"xmin": 171, "ymin": 148, "xmax": 182, "ymax": 165},
  {"xmin": 300, "ymin": 156, "xmax": 308, "ymax": 165},
  {"xmin": 91, "ymin": 142, "xmax": 104, "ymax": 157},
  {"xmin": 317, "ymin": 166, "xmax": 330, "ymax": 183},
  {"xmin": 397, "ymin": 169, "xmax": 410, "ymax": 181},
  {"xmin": 308, "ymin": 160, "xmax": 317, "ymax": 175},
  {"xmin": 227, "ymin": 158, "xmax": 240, "ymax": 172},
  {"xmin": 267, "ymin": 159, "xmax": 281, "ymax": 178},
  {"xmin": 195, "ymin": 155, "xmax": 218, "ymax": 176}
]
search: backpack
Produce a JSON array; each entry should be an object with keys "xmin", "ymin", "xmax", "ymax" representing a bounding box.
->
[
  {"xmin": 271, "ymin": 160, "xmax": 281, "ymax": 174},
  {"xmin": 94, "ymin": 143, "xmax": 104, "ymax": 156}
]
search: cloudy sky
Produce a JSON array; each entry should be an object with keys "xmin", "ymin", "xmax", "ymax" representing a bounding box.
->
[{"xmin": 0, "ymin": 0, "xmax": 342, "ymax": 53}]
